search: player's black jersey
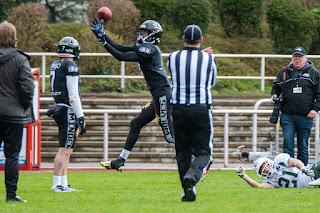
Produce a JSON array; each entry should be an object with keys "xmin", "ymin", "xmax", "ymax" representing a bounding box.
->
[
  {"xmin": 133, "ymin": 42, "xmax": 171, "ymax": 96},
  {"xmin": 50, "ymin": 60, "xmax": 81, "ymax": 104},
  {"xmin": 102, "ymin": 34, "xmax": 170, "ymax": 97}
]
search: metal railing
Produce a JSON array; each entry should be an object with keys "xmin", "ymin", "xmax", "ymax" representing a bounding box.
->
[
  {"xmin": 40, "ymin": 97, "xmax": 320, "ymax": 167},
  {"xmin": 28, "ymin": 52, "xmax": 320, "ymax": 93},
  {"xmin": 37, "ymin": 106, "xmax": 281, "ymax": 167}
]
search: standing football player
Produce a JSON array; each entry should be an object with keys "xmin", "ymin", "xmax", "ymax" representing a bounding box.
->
[
  {"xmin": 236, "ymin": 153, "xmax": 320, "ymax": 188},
  {"xmin": 91, "ymin": 19, "xmax": 175, "ymax": 171},
  {"xmin": 49, "ymin": 36, "xmax": 86, "ymax": 192}
]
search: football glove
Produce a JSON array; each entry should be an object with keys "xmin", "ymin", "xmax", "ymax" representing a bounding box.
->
[
  {"xmin": 301, "ymin": 166, "xmax": 315, "ymax": 177},
  {"xmin": 91, "ymin": 18, "xmax": 107, "ymax": 45},
  {"xmin": 78, "ymin": 117, "xmax": 87, "ymax": 135},
  {"xmin": 236, "ymin": 165, "xmax": 247, "ymax": 178}
]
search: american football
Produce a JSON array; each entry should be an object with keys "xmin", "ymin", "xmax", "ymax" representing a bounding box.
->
[{"xmin": 97, "ymin": 6, "xmax": 112, "ymax": 21}]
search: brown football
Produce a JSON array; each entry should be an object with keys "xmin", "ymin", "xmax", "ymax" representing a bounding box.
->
[{"xmin": 97, "ymin": 7, "xmax": 112, "ymax": 21}]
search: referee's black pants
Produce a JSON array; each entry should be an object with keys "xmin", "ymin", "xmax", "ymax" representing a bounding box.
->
[
  {"xmin": 0, "ymin": 122, "xmax": 24, "ymax": 199},
  {"xmin": 172, "ymin": 104, "xmax": 213, "ymax": 186}
]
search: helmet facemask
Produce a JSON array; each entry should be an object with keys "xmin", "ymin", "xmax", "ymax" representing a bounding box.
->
[
  {"xmin": 137, "ymin": 20, "xmax": 163, "ymax": 45},
  {"xmin": 137, "ymin": 30, "xmax": 162, "ymax": 44},
  {"xmin": 253, "ymin": 157, "xmax": 276, "ymax": 179}
]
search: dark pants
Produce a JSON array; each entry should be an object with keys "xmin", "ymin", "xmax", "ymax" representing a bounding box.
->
[
  {"xmin": 172, "ymin": 104, "xmax": 213, "ymax": 186},
  {"xmin": 280, "ymin": 113, "xmax": 313, "ymax": 165},
  {"xmin": 0, "ymin": 122, "xmax": 24, "ymax": 199},
  {"xmin": 124, "ymin": 93, "xmax": 174, "ymax": 151}
]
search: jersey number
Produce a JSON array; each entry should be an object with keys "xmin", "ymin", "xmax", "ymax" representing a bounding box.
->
[
  {"xmin": 278, "ymin": 171, "xmax": 298, "ymax": 188},
  {"xmin": 50, "ymin": 70, "xmax": 56, "ymax": 92}
]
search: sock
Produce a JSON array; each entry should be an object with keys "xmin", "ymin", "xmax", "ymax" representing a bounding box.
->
[
  {"xmin": 119, "ymin": 149, "xmax": 130, "ymax": 160},
  {"xmin": 61, "ymin": 175, "xmax": 68, "ymax": 188},
  {"xmin": 52, "ymin": 175, "xmax": 62, "ymax": 190}
]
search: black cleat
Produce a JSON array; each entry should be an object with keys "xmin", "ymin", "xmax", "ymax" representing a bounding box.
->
[
  {"xmin": 182, "ymin": 177, "xmax": 196, "ymax": 202},
  {"xmin": 6, "ymin": 196, "xmax": 27, "ymax": 203},
  {"xmin": 181, "ymin": 194, "xmax": 187, "ymax": 202},
  {"xmin": 100, "ymin": 157, "xmax": 125, "ymax": 171}
]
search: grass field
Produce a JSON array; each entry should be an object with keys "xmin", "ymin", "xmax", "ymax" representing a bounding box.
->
[{"xmin": 0, "ymin": 170, "xmax": 319, "ymax": 213}]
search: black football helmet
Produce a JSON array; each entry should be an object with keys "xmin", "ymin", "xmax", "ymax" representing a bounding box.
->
[
  {"xmin": 57, "ymin": 36, "xmax": 81, "ymax": 60},
  {"xmin": 138, "ymin": 20, "xmax": 163, "ymax": 45}
]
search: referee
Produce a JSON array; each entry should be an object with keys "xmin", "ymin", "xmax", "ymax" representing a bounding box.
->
[{"xmin": 167, "ymin": 24, "xmax": 217, "ymax": 202}]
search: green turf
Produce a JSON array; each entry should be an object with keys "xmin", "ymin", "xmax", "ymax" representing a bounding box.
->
[{"xmin": 0, "ymin": 170, "xmax": 319, "ymax": 213}]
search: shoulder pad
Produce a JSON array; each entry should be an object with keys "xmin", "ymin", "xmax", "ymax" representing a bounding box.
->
[
  {"xmin": 274, "ymin": 153, "xmax": 290, "ymax": 165},
  {"xmin": 50, "ymin": 60, "xmax": 61, "ymax": 68},
  {"xmin": 135, "ymin": 42, "xmax": 156, "ymax": 57},
  {"xmin": 63, "ymin": 60, "xmax": 79, "ymax": 74}
]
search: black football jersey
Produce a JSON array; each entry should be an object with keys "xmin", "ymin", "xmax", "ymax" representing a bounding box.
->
[
  {"xmin": 49, "ymin": 60, "xmax": 81, "ymax": 104},
  {"xmin": 133, "ymin": 42, "xmax": 170, "ymax": 96}
]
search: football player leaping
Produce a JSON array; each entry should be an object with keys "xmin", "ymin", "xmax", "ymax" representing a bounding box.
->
[
  {"xmin": 236, "ymin": 153, "xmax": 320, "ymax": 188},
  {"xmin": 91, "ymin": 19, "xmax": 175, "ymax": 171}
]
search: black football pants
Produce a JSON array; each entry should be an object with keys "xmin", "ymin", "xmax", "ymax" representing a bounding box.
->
[
  {"xmin": 0, "ymin": 122, "xmax": 24, "ymax": 199},
  {"xmin": 124, "ymin": 93, "xmax": 174, "ymax": 151}
]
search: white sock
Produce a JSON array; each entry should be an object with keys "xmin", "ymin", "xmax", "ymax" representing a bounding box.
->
[
  {"xmin": 61, "ymin": 175, "xmax": 68, "ymax": 188},
  {"xmin": 119, "ymin": 149, "xmax": 130, "ymax": 160},
  {"xmin": 52, "ymin": 175, "xmax": 62, "ymax": 190}
]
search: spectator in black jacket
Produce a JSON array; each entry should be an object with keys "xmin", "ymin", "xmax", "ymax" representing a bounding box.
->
[
  {"xmin": 0, "ymin": 21, "xmax": 34, "ymax": 203},
  {"xmin": 271, "ymin": 47, "xmax": 320, "ymax": 165}
]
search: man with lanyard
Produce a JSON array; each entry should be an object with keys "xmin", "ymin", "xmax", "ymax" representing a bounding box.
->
[{"xmin": 271, "ymin": 47, "xmax": 320, "ymax": 166}]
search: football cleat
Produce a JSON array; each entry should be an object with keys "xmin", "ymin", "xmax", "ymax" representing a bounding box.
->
[
  {"xmin": 6, "ymin": 196, "xmax": 27, "ymax": 203},
  {"xmin": 200, "ymin": 170, "xmax": 209, "ymax": 182},
  {"xmin": 181, "ymin": 192, "xmax": 187, "ymax": 202},
  {"xmin": 64, "ymin": 185, "xmax": 83, "ymax": 192},
  {"xmin": 100, "ymin": 157, "xmax": 125, "ymax": 172},
  {"xmin": 309, "ymin": 178, "xmax": 320, "ymax": 187},
  {"xmin": 182, "ymin": 177, "xmax": 196, "ymax": 202},
  {"xmin": 51, "ymin": 185, "xmax": 70, "ymax": 193},
  {"xmin": 200, "ymin": 156, "xmax": 213, "ymax": 181}
]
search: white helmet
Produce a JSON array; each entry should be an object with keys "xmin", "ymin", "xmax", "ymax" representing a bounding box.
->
[{"xmin": 253, "ymin": 157, "xmax": 276, "ymax": 179}]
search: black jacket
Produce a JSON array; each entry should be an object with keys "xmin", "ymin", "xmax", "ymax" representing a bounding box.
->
[
  {"xmin": 271, "ymin": 61, "xmax": 320, "ymax": 116},
  {"xmin": 0, "ymin": 47, "xmax": 35, "ymax": 124}
]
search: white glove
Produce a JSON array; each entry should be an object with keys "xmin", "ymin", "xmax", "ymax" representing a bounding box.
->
[
  {"xmin": 236, "ymin": 165, "xmax": 247, "ymax": 178},
  {"xmin": 301, "ymin": 166, "xmax": 315, "ymax": 177}
]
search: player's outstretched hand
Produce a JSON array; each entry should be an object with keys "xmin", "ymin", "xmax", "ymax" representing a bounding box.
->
[
  {"xmin": 301, "ymin": 166, "xmax": 315, "ymax": 177},
  {"xmin": 91, "ymin": 18, "xmax": 107, "ymax": 45},
  {"xmin": 236, "ymin": 165, "xmax": 247, "ymax": 178}
]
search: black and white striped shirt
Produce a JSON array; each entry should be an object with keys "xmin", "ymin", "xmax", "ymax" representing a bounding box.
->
[{"xmin": 167, "ymin": 47, "xmax": 217, "ymax": 105}]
